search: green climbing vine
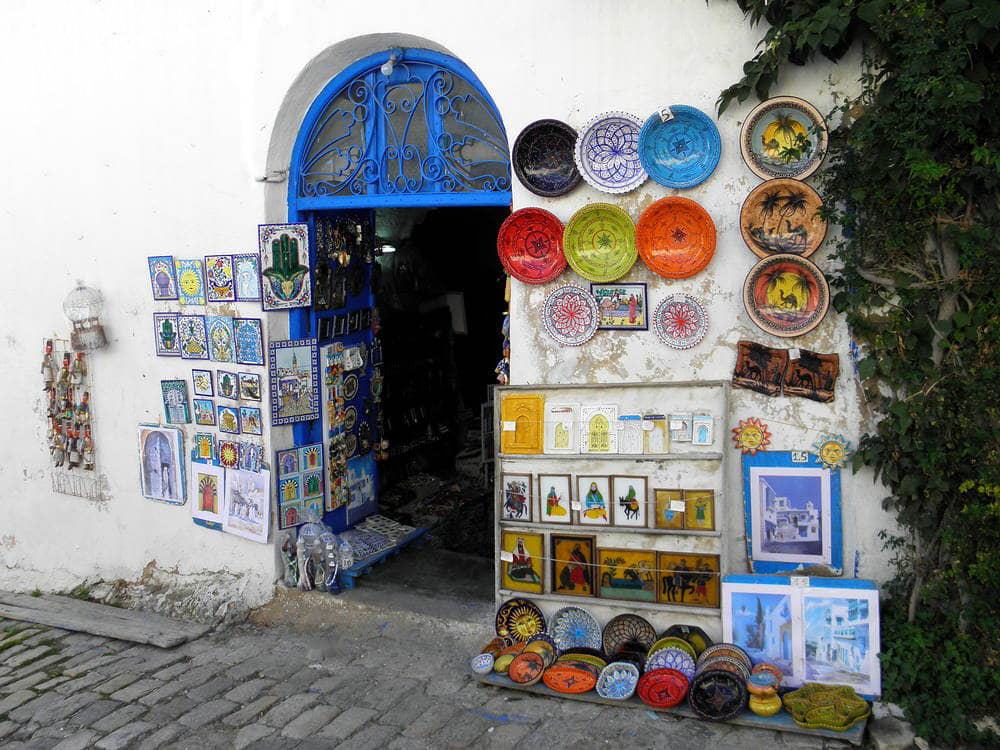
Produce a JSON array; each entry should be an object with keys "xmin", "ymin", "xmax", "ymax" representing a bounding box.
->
[{"xmin": 721, "ymin": 1, "xmax": 1000, "ymax": 744}]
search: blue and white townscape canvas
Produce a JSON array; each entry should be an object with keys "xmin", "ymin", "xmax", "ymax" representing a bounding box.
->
[
  {"xmin": 137, "ymin": 424, "xmax": 185, "ymax": 505},
  {"xmin": 804, "ymin": 591, "xmax": 879, "ymax": 693},
  {"xmin": 728, "ymin": 589, "xmax": 794, "ymax": 679}
]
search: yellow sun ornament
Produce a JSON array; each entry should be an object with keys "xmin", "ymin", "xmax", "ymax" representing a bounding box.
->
[
  {"xmin": 732, "ymin": 417, "xmax": 771, "ymax": 455},
  {"xmin": 812, "ymin": 433, "xmax": 851, "ymax": 469},
  {"xmin": 178, "ymin": 269, "xmax": 202, "ymax": 297}
]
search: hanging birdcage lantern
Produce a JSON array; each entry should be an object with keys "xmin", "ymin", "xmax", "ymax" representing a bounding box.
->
[{"xmin": 63, "ymin": 282, "xmax": 108, "ymax": 351}]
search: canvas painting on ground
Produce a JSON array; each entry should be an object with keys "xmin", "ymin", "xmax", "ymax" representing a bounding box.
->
[
  {"xmin": 804, "ymin": 590, "xmax": 880, "ymax": 695},
  {"xmin": 138, "ymin": 424, "xmax": 185, "ymax": 505},
  {"xmin": 537, "ymin": 473, "xmax": 572, "ymax": 524},
  {"xmin": 190, "ymin": 462, "xmax": 226, "ymax": 525},
  {"xmin": 728, "ymin": 590, "xmax": 794, "ymax": 677},
  {"xmin": 223, "ymin": 468, "xmax": 271, "ymax": 543},
  {"xmin": 269, "ymin": 338, "xmax": 319, "ymax": 425},
  {"xmin": 259, "ymin": 223, "xmax": 311, "ymax": 310}
]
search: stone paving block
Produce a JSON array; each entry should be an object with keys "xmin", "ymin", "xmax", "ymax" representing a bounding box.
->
[
  {"xmin": 336, "ymin": 722, "xmax": 400, "ymax": 750},
  {"xmin": 400, "ymin": 703, "xmax": 460, "ymax": 739},
  {"xmin": 234, "ymin": 723, "xmax": 275, "ymax": 750},
  {"xmin": 224, "ymin": 656, "xmax": 268, "ymax": 681},
  {"xmin": 219, "ymin": 643, "xmax": 262, "ymax": 666},
  {"xmin": 185, "ymin": 675, "xmax": 235, "ymax": 702},
  {"xmin": 387, "ymin": 737, "xmax": 432, "ymax": 750},
  {"xmin": 0, "ymin": 689, "xmax": 42, "ymax": 715},
  {"xmin": 150, "ymin": 662, "xmax": 190, "ymax": 682},
  {"xmin": 0, "ymin": 720, "xmax": 17, "ymax": 740},
  {"xmin": 378, "ymin": 694, "xmax": 436, "ymax": 728},
  {"xmin": 62, "ymin": 652, "xmax": 123, "ymax": 676},
  {"xmin": 66, "ymin": 698, "xmax": 122, "ymax": 728},
  {"xmin": 95, "ymin": 721, "xmax": 155, "ymax": 750},
  {"xmin": 91, "ymin": 703, "xmax": 148, "ymax": 734},
  {"xmin": 109, "ymin": 677, "xmax": 163, "ymax": 702},
  {"xmin": 317, "ymin": 706, "xmax": 377, "ymax": 742},
  {"xmin": 2, "ymin": 672, "xmax": 47, "ymax": 692},
  {"xmin": 224, "ymin": 677, "xmax": 275, "ymax": 703},
  {"xmin": 482, "ymin": 722, "xmax": 533, "ymax": 749},
  {"xmin": 113, "ymin": 650, "xmax": 186, "ymax": 676},
  {"xmin": 261, "ymin": 693, "xmax": 320, "ymax": 727},
  {"xmin": 94, "ymin": 672, "xmax": 142, "ymax": 695},
  {"xmin": 51, "ymin": 729, "xmax": 99, "ymax": 750},
  {"xmin": 177, "ymin": 698, "xmax": 237, "ymax": 729},
  {"xmin": 5, "ymin": 646, "xmax": 54, "ymax": 670},
  {"xmin": 280, "ymin": 704, "xmax": 342, "ymax": 740},
  {"xmin": 137, "ymin": 680, "xmax": 187, "ymax": 707},
  {"xmin": 425, "ymin": 710, "xmax": 492, "ymax": 748},
  {"xmin": 263, "ymin": 668, "xmax": 318, "ymax": 698},
  {"xmin": 45, "ymin": 691, "xmax": 102, "ymax": 724},
  {"xmin": 54, "ymin": 672, "xmax": 108, "ymax": 695},
  {"xmin": 142, "ymin": 696, "xmax": 197, "ymax": 724},
  {"xmin": 134, "ymin": 722, "xmax": 187, "ymax": 750},
  {"xmin": 5, "ymin": 653, "xmax": 67, "ymax": 681},
  {"xmin": 222, "ymin": 695, "xmax": 281, "ymax": 728},
  {"xmin": 355, "ymin": 677, "xmax": 419, "ymax": 713},
  {"xmin": 34, "ymin": 675, "xmax": 70, "ymax": 691}
]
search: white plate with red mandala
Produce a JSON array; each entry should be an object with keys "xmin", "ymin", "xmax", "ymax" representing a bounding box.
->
[
  {"xmin": 653, "ymin": 294, "xmax": 709, "ymax": 349},
  {"xmin": 542, "ymin": 285, "xmax": 599, "ymax": 346}
]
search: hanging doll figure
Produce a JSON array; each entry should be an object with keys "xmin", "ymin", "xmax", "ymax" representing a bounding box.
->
[
  {"xmin": 47, "ymin": 390, "xmax": 57, "ymax": 418},
  {"xmin": 70, "ymin": 352, "xmax": 87, "ymax": 385},
  {"xmin": 75, "ymin": 391, "xmax": 91, "ymax": 424},
  {"xmin": 81, "ymin": 426, "xmax": 95, "ymax": 471},
  {"xmin": 51, "ymin": 425, "xmax": 65, "ymax": 467},
  {"xmin": 57, "ymin": 353, "xmax": 71, "ymax": 389},
  {"xmin": 66, "ymin": 427, "xmax": 81, "ymax": 470},
  {"xmin": 41, "ymin": 339, "xmax": 55, "ymax": 392}
]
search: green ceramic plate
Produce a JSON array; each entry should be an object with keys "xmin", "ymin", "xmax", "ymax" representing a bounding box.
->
[{"xmin": 563, "ymin": 203, "xmax": 637, "ymax": 282}]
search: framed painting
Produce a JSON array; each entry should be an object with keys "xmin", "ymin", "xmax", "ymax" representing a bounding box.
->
[
  {"xmin": 233, "ymin": 253, "xmax": 262, "ymax": 302},
  {"xmin": 161, "ymin": 379, "xmax": 190, "ymax": 424},
  {"xmin": 537, "ymin": 473, "xmax": 572, "ymax": 524},
  {"xmin": 580, "ymin": 405, "xmax": 618, "ymax": 453},
  {"xmin": 178, "ymin": 315, "xmax": 209, "ymax": 360},
  {"xmin": 590, "ymin": 282, "xmax": 648, "ymax": 330},
  {"xmin": 148, "ymin": 255, "xmax": 178, "ymax": 300},
  {"xmin": 217, "ymin": 405, "xmax": 240, "ymax": 434},
  {"xmin": 223, "ymin": 468, "xmax": 271, "ymax": 544},
  {"xmin": 499, "ymin": 393, "xmax": 544, "ymax": 454},
  {"xmin": 691, "ymin": 414, "xmax": 714, "ymax": 446},
  {"xmin": 268, "ymin": 338, "xmax": 320, "ymax": 425},
  {"xmin": 669, "ymin": 412, "xmax": 693, "ymax": 443},
  {"xmin": 551, "ymin": 534, "xmax": 596, "ymax": 598},
  {"xmin": 190, "ymin": 462, "xmax": 226, "ymax": 525},
  {"xmin": 576, "ymin": 475, "xmax": 611, "ymax": 526},
  {"xmin": 174, "ymin": 258, "xmax": 206, "ymax": 305},
  {"xmin": 191, "ymin": 369, "xmax": 214, "ymax": 397},
  {"xmin": 500, "ymin": 530, "xmax": 544, "ymax": 594},
  {"xmin": 653, "ymin": 489, "xmax": 686, "ymax": 530},
  {"xmin": 500, "ymin": 472, "xmax": 532, "ymax": 522},
  {"xmin": 234, "ymin": 318, "xmax": 264, "ymax": 366},
  {"xmin": 656, "ymin": 552, "xmax": 720, "ymax": 608},
  {"xmin": 206, "ymin": 315, "xmax": 236, "ymax": 363},
  {"xmin": 642, "ymin": 414, "xmax": 670, "ymax": 454},
  {"xmin": 240, "ymin": 406, "xmax": 263, "ymax": 436},
  {"xmin": 193, "ymin": 398, "xmax": 216, "ymax": 426},
  {"xmin": 742, "ymin": 451, "xmax": 842, "ymax": 574},
  {"xmin": 259, "ymin": 223, "xmax": 311, "ymax": 310},
  {"xmin": 684, "ymin": 490, "xmax": 716, "ymax": 531},
  {"xmin": 238, "ymin": 372, "xmax": 262, "ymax": 401},
  {"xmin": 596, "ymin": 548, "xmax": 656, "ymax": 602},
  {"xmin": 216, "ymin": 370, "xmax": 239, "ymax": 401},
  {"xmin": 617, "ymin": 415, "xmax": 644, "ymax": 455},
  {"xmin": 239, "ymin": 441, "xmax": 263, "ymax": 473},
  {"xmin": 612, "ymin": 475, "xmax": 648, "ymax": 528},
  {"xmin": 192, "ymin": 432, "xmax": 216, "ymax": 463},
  {"xmin": 204, "ymin": 254, "xmax": 236, "ymax": 302},
  {"xmin": 137, "ymin": 424, "xmax": 185, "ymax": 504},
  {"xmin": 152, "ymin": 313, "xmax": 181, "ymax": 357},
  {"xmin": 543, "ymin": 403, "xmax": 578, "ymax": 455}
]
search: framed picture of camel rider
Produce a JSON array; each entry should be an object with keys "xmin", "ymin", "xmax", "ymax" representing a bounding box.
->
[
  {"xmin": 611, "ymin": 475, "xmax": 648, "ymax": 528},
  {"xmin": 551, "ymin": 534, "xmax": 596, "ymax": 598},
  {"xmin": 656, "ymin": 552, "xmax": 721, "ymax": 608}
]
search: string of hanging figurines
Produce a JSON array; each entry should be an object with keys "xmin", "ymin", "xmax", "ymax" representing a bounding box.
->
[{"xmin": 42, "ymin": 339, "xmax": 95, "ymax": 471}]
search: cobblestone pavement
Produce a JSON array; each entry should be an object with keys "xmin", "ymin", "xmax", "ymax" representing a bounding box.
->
[{"xmin": 0, "ymin": 604, "xmax": 854, "ymax": 749}]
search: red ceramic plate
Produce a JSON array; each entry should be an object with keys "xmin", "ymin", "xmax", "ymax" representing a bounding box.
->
[
  {"xmin": 636, "ymin": 668, "xmax": 689, "ymax": 708},
  {"xmin": 743, "ymin": 253, "xmax": 830, "ymax": 338},
  {"xmin": 508, "ymin": 652, "xmax": 546, "ymax": 685},
  {"xmin": 636, "ymin": 197, "xmax": 716, "ymax": 279},
  {"xmin": 542, "ymin": 663, "xmax": 599, "ymax": 694},
  {"xmin": 496, "ymin": 208, "xmax": 566, "ymax": 284}
]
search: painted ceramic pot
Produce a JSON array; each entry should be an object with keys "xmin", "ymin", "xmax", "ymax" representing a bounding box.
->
[
  {"xmin": 542, "ymin": 285, "xmax": 600, "ymax": 346},
  {"xmin": 550, "ymin": 606, "xmax": 602, "ymax": 653},
  {"xmin": 602, "ymin": 614, "xmax": 657, "ymax": 657},
  {"xmin": 636, "ymin": 197, "xmax": 716, "ymax": 279},
  {"xmin": 746, "ymin": 671, "xmax": 780, "ymax": 696},
  {"xmin": 493, "ymin": 653, "xmax": 516, "ymax": 674},
  {"xmin": 751, "ymin": 663, "xmax": 784, "ymax": 686},
  {"xmin": 740, "ymin": 178, "xmax": 827, "ymax": 259},
  {"xmin": 743, "ymin": 253, "xmax": 830, "ymax": 338},
  {"xmin": 543, "ymin": 662, "xmax": 599, "ymax": 694},
  {"xmin": 782, "ymin": 683, "xmax": 871, "ymax": 731},
  {"xmin": 648, "ymin": 636, "xmax": 696, "ymax": 661},
  {"xmin": 496, "ymin": 208, "xmax": 567, "ymax": 284},
  {"xmin": 470, "ymin": 653, "xmax": 495, "ymax": 675},
  {"xmin": 495, "ymin": 598, "xmax": 546, "ymax": 642},
  {"xmin": 638, "ymin": 106, "xmax": 722, "ymax": 188},
  {"xmin": 563, "ymin": 203, "xmax": 637, "ymax": 282},
  {"xmin": 637, "ymin": 668, "xmax": 689, "ymax": 708},
  {"xmin": 749, "ymin": 692, "xmax": 784, "ymax": 717},
  {"xmin": 661, "ymin": 625, "xmax": 713, "ymax": 657},
  {"xmin": 596, "ymin": 662, "xmax": 641, "ymax": 701},
  {"xmin": 645, "ymin": 647, "xmax": 696, "ymax": 681},
  {"xmin": 740, "ymin": 96, "xmax": 828, "ymax": 181},
  {"xmin": 687, "ymin": 669, "xmax": 748, "ymax": 721},
  {"xmin": 508, "ymin": 651, "xmax": 546, "ymax": 685},
  {"xmin": 513, "ymin": 119, "xmax": 582, "ymax": 197},
  {"xmin": 697, "ymin": 644, "xmax": 753, "ymax": 671},
  {"xmin": 574, "ymin": 111, "xmax": 647, "ymax": 194},
  {"xmin": 652, "ymin": 294, "xmax": 709, "ymax": 350}
]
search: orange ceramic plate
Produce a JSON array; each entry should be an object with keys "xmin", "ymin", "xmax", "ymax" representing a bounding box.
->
[
  {"xmin": 636, "ymin": 197, "xmax": 716, "ymax": 279},
  {"xmin": 542, "ymin": 663, "xmax": 599, "ymax": 694},
  {"xmin": 508, "ymin": 652, "xmax": 546, "ymax": 685}
]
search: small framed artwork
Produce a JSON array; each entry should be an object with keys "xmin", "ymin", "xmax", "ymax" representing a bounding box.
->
[
  {"xmin": 642, "ymin": 414, "xmax": 670, "ymax": 454},
  {"xmin": 238, "ymin": 372, "xmax": 262, "ymax": 401},
  {"xmin": 685, "ymin": 490, "xmax": 716, "ymax": 531},
  {"xmin": 148, "ymin": 255, "xmax": 179, "ymax": 300},
  {"xmin": 580, "ymin": 405, "xmax": 619, "ymax": 453},
  {"xmin": 500, "ymin": 472, "xmax": 532, "ymax": 522},
  {"xmin": 537, "ymin": 474, "xmax": 572, "ymax": 524},
  {"xmin": 233, "ymin": 253, "xmax": 262, "ymax": 302},
  {"xmin": 161, "ymin": 379, "xmax": 191, "ymax": 424},
  {"xmin": 216, "ymin": 370, "xmax": 239, "ymax": 400},
  {"xmin": 138, "ymin": 424, "xmax": 185, "ymax": 504},
  {"xmin": 174, "ymin": 258, "xmax": 206, "ymax": 305},
  {"xmin": 204, "ymin": 254, "xmax": 236, "ymax": 302},
  {"xmin": 576, "ymin": 475, "xmax": 611, "ymax": 526},
  {"xmin": 191, "ymin": 369, "xmax": 214, "ymax": 397},
  {"xmin": 657, "ymin": 552, "xmax": 721, "ymax": 608},
  {"xmin": 499, "ymin": 393, "xmax": 544, "ymax": 455},
  {"xmin": 206, "ymin": 316, "xmax": 236, "ymax": 363},
  {"xmin": 612, "ymin": 475, "xmax": 648, "ymax": 528},
  {"xmin": 543, "ymin": 403, "xmax": 579, "ymax": 454},
  {"xmin": 276, "ymin": 448, "xmax": 298, "ymax": 476},
  {"xmin": 178, "ymin": 315, "xmax": 209, "ymax": 360},
  {"xmin": 217, "ymin": 404, "xmax": 241, "ymax": 434},
  {"xmin": 500, "ymin": 530, "xmax": 544, "ymax": 594},
  {"xmin": 192, "ymin": 432, "xmax": 216, "ymax": 462},
  {"xmin": 193, "ymin": 398, "xmax": 216, "ymax": 426},
  {"xmin": 234, "ymin": 318, "xmax": 264, "ymax": 366},
  {"xmin": 240, "ymin": 406, "xmax": 263, "ymax": 436},
  {"xmin": 268, "ymin": 338, "xmax": 320, "ymax": 425},
  {"xmin": 669, "ymin": 413, "xmax": 693, "ymax": 443},
  {"xmin": 590, "ymin": 282, "xmax": 648, "ymax": 330},
  {"xmin": 153, "ymin": 313, "xmax": 181, "ymax": 357},
  {"xmin": 259, "ymin": 223, "xmax": 311, "ymax": 310},
  {"xmin": 618, "ymin": 415, "xmax": 643, "ymax": 454},
  {"xmin": 596, "ymin": 548, "xmax": 657, "ymax": 602},
  {"xmin": 653, "ymin": 489, "xmax": 686, "ymax": 530},
  {"xmin": 190, "ymin": 462, "xmax": 226, "ymax": 525},
  {"xmin": 222, "ymin": 468, "xmax": 271, "ymax": 544},
  {"xmin": 218, "ymin": 440, "xmax": 240, "ymax": 469},
  {"xmin": 239, "ymin": 441, "xmax": 264, "ymax": 473},
  {"xmin": 551, "ymin": 534, "xmax": 596, "ymax": 598},
  {"xmin": 691, "ymin": 414, "xmax": 714, "ymax": 446}
]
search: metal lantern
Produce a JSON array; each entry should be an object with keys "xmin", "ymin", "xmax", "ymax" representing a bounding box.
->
[{"xmin": 63, "ymin": 282, "xmax": 108, "ymax": 351}]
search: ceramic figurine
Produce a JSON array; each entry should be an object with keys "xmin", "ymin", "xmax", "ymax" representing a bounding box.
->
[
  {"xmin": 280, "ymin": 532, "xmax": 299, "ymax": 588},
  {"xmin": 47, "ymin": 391, "xmax": 57, "ymax": 417},
  {"xmin": 81, "ymin": 427, "xmax": 95, "ymax": 471},
  {"xmin": 41, "ymin": 340, "xmax": 55, "ymax": 391},
  {"xmin": 70, "ymin": 352, "xmax": 87, "ymax": 385}
]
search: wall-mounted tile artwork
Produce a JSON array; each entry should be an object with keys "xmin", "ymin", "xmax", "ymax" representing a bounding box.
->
[
  {"xmin": 268, "ymin": 338, "xmax": 319, "ymax": 425},
  {"xmin": 276, "ymin": 443, "xmax": 325, "ymax": 529},
  {"xmin": 174, "ymin": 259, "xmax": 206, "ymax": 305},
  {"xmin": 148, "ymin": 256, "xmax": 178, "ymax": 300},
  {"xmin": 234, "ymin": 318, "xmax": 264, "ymax": 366},
  {"xmin": 206, "ymin": 315, "xmax": 236, "ymax": 363},
  {"xmin": 153, "ymin": 313, "xmax": 181, "ymax": 357},
  {"xmin": 259, "ymin": 223, "xmax": 311, "ymax": 310},
  {"xmin": 233, "ymin": 253, "xmax": 262, "ymax": 301},
  {"xmin": 160, "ymin": 379, "xmax": 191, "ymax": 424},
  {"xmin": 204, "ymin": 254, "xmax": 236, "ymax": 302},
  {"xmin": 178, "ymin": 315, "xmax": 209, "ymax": 360}
]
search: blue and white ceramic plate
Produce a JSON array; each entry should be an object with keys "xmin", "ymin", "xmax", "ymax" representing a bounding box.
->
[
  {"xmin": 646, "ymin": 646, "xmax": 696, "ymax": 680},
  {"xmin": 574, "ymin": 111, "xmax": 647, "ymax": 194},
  {"xmin": 470, "ymin": 653, "xmax": 495, "ymax": 675},
  {"xmin": 638, "ymin": 106, "xmax": 721, "ymax": 189},
  {"xmin": 596, "ymin": 661, "xmax": 640, "ymax": 701},
  {"xmin": 551, "ymin": 606, "xmax": 602, "ymax": 653}
]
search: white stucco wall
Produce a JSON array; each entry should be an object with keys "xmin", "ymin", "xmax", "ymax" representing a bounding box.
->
[{"xmin": 0, "ymin": 0, "xmax": 896, "ymax": 606}]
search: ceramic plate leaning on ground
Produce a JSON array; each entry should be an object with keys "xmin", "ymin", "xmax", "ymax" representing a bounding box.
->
[
  {"xmin": 740, "ymin": 95, "xmax": 829, "ymax": 181},
  {"xmin": 742, "ymin": 253, "xmax": 830, "ymax": 338},
  {"xmin": 563, "ymin": 203, "xmax": 637, "ymax": 282},
  {"xmin": 636, "ymin": 197, "xmax": 717, "ymax": 279},
  {"xmin": 602, "ymin": 613, "xmax": 657, "ymax": 657},
  {"xmin": 740, "ymin": 178, "xmax": 828, "ymax": 259},
  {"xmin": 495, "ymin": 598, "xmax": 546, "ymax": 642},
  {"xmin": 542, "ymin": 285, "xmax": 600, "ymax": 346},
  {"xmin": 652, "ymin": 294, "xmax": 709, "ymax": 349},
  {"xmin": 574, "ymin": 111, "xmax": 647, "ymax": 194},
  {"xmin": 496, "ymin": 207, "xmax": 566, "ymax": 284},
  {"xmin": 550, "ymin": 606, "xmax": 603, "ymax": 652},
  {"xmin": 638, "ymin": 105, "xmax": 722, "ymax": 188},
  {"xmin": 512, "ymin": 119, "xmax": 582, "ymax": 197}
]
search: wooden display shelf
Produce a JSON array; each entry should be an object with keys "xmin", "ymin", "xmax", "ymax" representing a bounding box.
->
[
  {"xmin": 496, "ymin": 589, "xmax": 720, "ymax": 616},
  {"xmin": 499, "ymin": 520, "xmax": 722, "ymax": 537},
  {"xmin": 498, "ymin": 452, "xmax": 723, "ymax": 461},
  {"xmin": 339, "ymin": 526, "xmax": 429, "ymax": 590}
]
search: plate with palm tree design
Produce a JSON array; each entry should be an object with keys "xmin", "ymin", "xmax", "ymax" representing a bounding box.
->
[
  {"xmin": 740, "ymin": 96, "xmax": 828, "ymax": 180},
  {"xmin": 740, "ymin": 178, "xmax": 827, "ymax": 259},
  {"xmin": 743, "ymin": 254, "xmax": 830, "ymax": 338},
  {"xmin": 563, "ymin": 203, "xmax": 637, "ymax": 282}
]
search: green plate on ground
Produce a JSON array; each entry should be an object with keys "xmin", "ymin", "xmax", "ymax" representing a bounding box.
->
[{"xmin": 563, "ymin": 203, "xmax": 637, "ymax": 282}]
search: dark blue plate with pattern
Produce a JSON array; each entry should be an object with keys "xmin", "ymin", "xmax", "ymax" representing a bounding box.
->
[
  {"xmin": 512, "ymin": 119, "xmax": 582, "ymax": 197},
  {"xmin": 638, "ymin": 106, "xmax": 721, "ymax": 189}
]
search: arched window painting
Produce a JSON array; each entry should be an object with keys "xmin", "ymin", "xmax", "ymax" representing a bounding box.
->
[
  {"xmin": 581, "ymin": 406, "xmax": 618, "ymax": 453},
  {"xmin": 588, "ymin": 414, "xmax": 610, "ymax": 453},
  {"xmin": 138, "ymin": 425, "xmax": 184, "ymax": 504},
  {"xmin": 199, "ymin": 474, "xmax": 218, "ymax": 513}
]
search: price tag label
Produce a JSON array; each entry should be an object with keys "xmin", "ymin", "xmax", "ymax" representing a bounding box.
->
[
  {"xmin": 789, "ymin": 348, "xmax": 801, "ymax": 360},
  {"xmin": 499, "ymin": 551, "xmax": 514, "ymax": 562},
  {"xmin": 571, "ymin": 501, "xmax": 583, "ymax": 511},
  {"xmin": 791, "ymin": 451, "xmax": 809, "ymax": 463},
  {"xmin": 791, "ymin": 576, "xmax": 810, "ymax": 588},
  {"xmin": 659, "ymin": 106, "xmax": 674, "ymax": 123},
  {"xmin": 641, "ymin": 420, "xmax": 655, "ymax": 431},
  {"xmin": 669, "ymin": 419, "xmax": 685, "ymax": 429},
  {"xmin": 502, "ymin": 421, "xmax": 516, "ymax": 432},
  {"xmin": 670, "ymin": 500, "xmax": 686, "ymax": 512}
]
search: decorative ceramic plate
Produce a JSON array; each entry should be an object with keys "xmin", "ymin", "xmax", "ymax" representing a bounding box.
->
[
  {"xmin": 652, "ymin": 294, "xmax": 709, "ymax": 349},
  {"xmin": 602, "ymin": 614, "xmax": 657, "ymax": 657},
  {"xmin": 556, "ymin": 653, "xmax": 607, "ymax": 670},
  {"xmin": 638, "ymin": 106, "xmax": 722, "ymax": 188},
  {"xmin": 542, "ymin": 663, "xmax": 599, "ymax": 694},
  {"xmin": 740, "ymin": 178, "xmax": 827, "ymax": 259},
  {"xmin": 496, "ymin": 208, "xmax": 567, "ymax": 284},
  {"xmin": 596, "ymin": 662, "xmax": 641, "ymax": 701},
  {"xmin": 513, "ymin": 119, "xmax": 582, "ymax": 197},
  {"xmin": 523, "ymin": 640, "xmax": 556, "ymax": 666},
  {"xmin": 575, "ymin": 111, "xmax": 647, "ymax": 194},
  {"xmin": 697, "ymin": 643, "xmax": 753, "ymax": 671},
  {"xmin": 493, "ymin": 654, "xmax": 516, "ymax": 674},
  {"xmin": 495, "ymin": 598, "xmax": 546, "ymax": 642},
  {"xmin": 645, "ymin": 647, "xmax": 696, "ymax": 680},
  {"xmin": 343, "ymin": 374, "xmax": 359, "ymax": 400},
  {"xmin": 470, "ymin": 653, "xmax": 494, "ymax": 675},
  {"xmin": 551, "ymin": 606, "xmax": 602, "ymax": 653},
  {"xmin": 688, "ymin": 669, "xmax": 748, "ymax": 721},
  {"xmin": 637, "ymin": 668, "xmax": 689, "ymax": 708},
  {"xmin": 782, "ymin": 683, "xmax": 871, "ymax": 731},
  {"xmin": 661, "ymin": 625, "xmax": 713, "ymax": 657},
  {"xmin": 743, "ymin": 253, "xmax": 830, "ymax": 338},
  {"xmin": 344, "ymin": 406, "xmax": 358, "ymax": 431},
  {"xmin": 648, "ymin": 636, "xmax": 697, "ymax": 661},
  {"xmin": 480, "ymin": 637, "xmax": 508, "ymax": 657},
  {"xmin": 559, "ymin": 647, "xmax": 607, "ymax": 660},
  {"xmin": 563, "ymin": 203, "xmax": 637, "ymax": 282},
  {"xmin": 697, "ymin": 655, "xmax": 751, "ymax": 681},
  {"xmin": 542, "ymin": 285, "xmax": 599, "ymax": 346},
  {"xmin": 740, "ymin": 96, "xmax": 828, "ymax": 181},
  {"xmin": 508, "ymin": 652, "xmax": 546, "ymax": 685},
  {"xmin": 636, "ymin": 197, "xmax": 716, "ymax": 279}
]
